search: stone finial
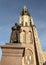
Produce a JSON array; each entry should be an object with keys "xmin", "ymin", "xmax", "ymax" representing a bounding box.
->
[
  {"xmin": 24, "ymin": 5, "xmax": 27, "ymax": 11},
  {"xmin": 20, "ymin": 6, "xmax": 30, "ymax": 16}
]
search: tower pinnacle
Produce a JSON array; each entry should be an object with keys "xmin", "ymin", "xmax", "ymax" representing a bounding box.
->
[
  {"xmin": 20, "ymin": 6, "xmax": 34, "ymax": 26},
  {"xmin": 21, "ymin": 6, "xmax": 30, "ymax": 16},
  {"xmin": 24, "ymin": 5, "xmax": 27, "ymax": 11}
]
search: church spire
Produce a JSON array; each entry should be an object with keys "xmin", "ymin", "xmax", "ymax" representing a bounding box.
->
[
  {"xmin": 23, "ymin": 5, "xmax": 27, "ymax": 11},
  {"xmin": 20, "ymin": 6, "xmax": 34, "ymax": 26},
  {"xmin": 20, "ymin": 6, "xmax": 30, "ymax": 16}
]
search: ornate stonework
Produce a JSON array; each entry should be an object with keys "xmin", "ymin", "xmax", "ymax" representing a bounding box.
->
[{"xmin": 0, "ymin": 6, "xmax": 46, "ymax": 65}]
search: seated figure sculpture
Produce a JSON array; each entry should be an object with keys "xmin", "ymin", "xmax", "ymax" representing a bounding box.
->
[{"xmin": 10, "ymin": 23, "xmax": 20, "ymax": 43}]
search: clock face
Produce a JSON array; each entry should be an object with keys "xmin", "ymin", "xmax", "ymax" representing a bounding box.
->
[{"xmin": 24, "ymin": 48, "xmax": 33, "ymax": 65}]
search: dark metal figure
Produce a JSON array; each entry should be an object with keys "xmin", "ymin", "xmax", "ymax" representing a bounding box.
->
[{"xmin": 10, "ymin": 23, "xmax": 21, "ymax": 43}]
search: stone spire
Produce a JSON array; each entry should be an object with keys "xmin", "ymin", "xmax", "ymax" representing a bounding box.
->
[
  {"xmin": 20, "ymin": 6, "xmax": 34, "ymax": 26},
  {"xmin": 21, "ymin": 6, "xmax": 30, "ymax": 16},
  {"xmin": 23, "ymin": 6, "xmax": 27, "ymax": 11}
]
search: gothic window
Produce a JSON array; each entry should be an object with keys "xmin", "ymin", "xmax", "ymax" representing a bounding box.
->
[
  {"xmin": 30, "ymin": 22, "xmax": 31, "ymax": 26},
  {"xmin": 24, "ymin": 48, "xmax": 33, "ymax": 65},
  {"xmin": 20, "ymin": 30, "xmax": 26, "ymax": 43},
  {"xmin": 25, "ymin": 22, "xmax": 27, "ymax": 26},
  {"xmin": 29, "ymin": 31, "xmax": 33, "ymax": 43},
  {"xmin": 26, "ymin": 31, "xmax": 33, "ymax": 43}
]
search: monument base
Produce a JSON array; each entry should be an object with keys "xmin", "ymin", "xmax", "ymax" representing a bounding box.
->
[{"xmin": 1, "ymin": 43, "xmax": 25, "ymax": 65}]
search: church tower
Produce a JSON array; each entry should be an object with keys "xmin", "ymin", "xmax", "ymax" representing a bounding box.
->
[
  {"xmin": 19, "ymin": 6, "xmax": 45, "ymax": 65},
  {"xmin": 0, "ymin": 6, "xmax": 45, "ymax": 65}
]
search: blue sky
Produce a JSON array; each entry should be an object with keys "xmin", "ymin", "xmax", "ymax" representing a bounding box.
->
[{"xmin": 0, "ymin": 0, "xmax": 46, "ymax": 60}]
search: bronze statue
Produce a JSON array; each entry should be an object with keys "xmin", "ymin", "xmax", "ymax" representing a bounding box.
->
[{"xmin": 10, "ymin": 23, "xmax": 20, "ymax": 43}]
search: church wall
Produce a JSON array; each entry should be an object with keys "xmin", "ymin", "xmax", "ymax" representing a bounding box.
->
[
  {"xmin": 43, "ymin": 52, "xmax": 46, "ymax": 61},
  {"xmin": 20, "ymin": 27, "xmax": 33, "ymax": 44}
]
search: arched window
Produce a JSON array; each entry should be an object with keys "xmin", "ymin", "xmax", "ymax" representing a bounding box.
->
[
  {"xmin": 20, "ymin": 30, "xmax": 26, "ymax": 43},
  {"xmin": 25, "ymin": 22, "xmax": 27, "ymax": 26},
  {"xmin": 26, "ymin": 31, "xmax": 33, "ymax": 43},
  {"xmin": 24, "ymin": 48, "xmax": 33, "ymax": 64},
  {"xmin": 29, "ymin": 31, "xmax": 33, "ymax": 43},
  {"xmin": 30, "ymin": 22, "xmax": 31, "ymax": 26}
]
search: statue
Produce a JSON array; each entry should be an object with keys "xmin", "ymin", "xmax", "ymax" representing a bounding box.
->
[{"xmin": 10, "ymin": 23, "xmax": 20, "ymax": 43}]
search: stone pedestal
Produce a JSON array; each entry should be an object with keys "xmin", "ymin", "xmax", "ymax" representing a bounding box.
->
[{"xmin": 1, "ymin": 43, "xmax": 25, "ymax": 65}]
